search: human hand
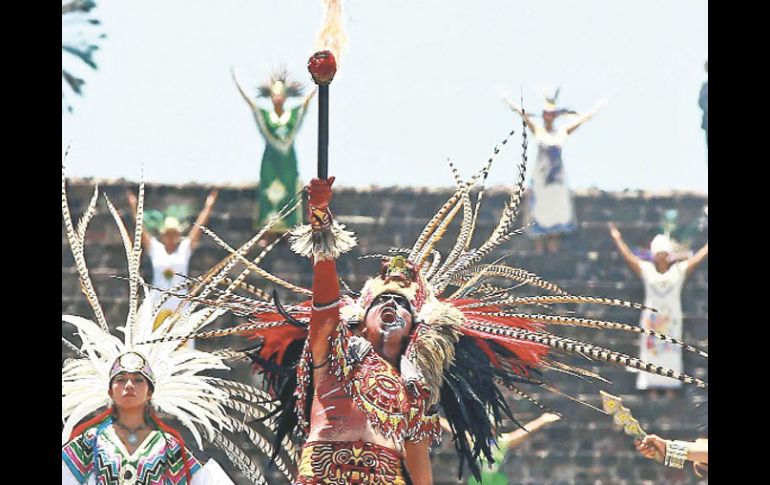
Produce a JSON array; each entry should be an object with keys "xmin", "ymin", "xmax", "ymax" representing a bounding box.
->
[
  {"xmin": 206, "ymin": 189, "xmax": 219, "ymax": 206},
  {"xmin": 539, "ymin": 412, "xmax": 561, "ymax": 425},
  {"xmin": 502, "ymin": 94, "xmax": 521, "ymax": 113},
  {"xmin": 635, "ymin": 434, "xmax": 666, "ymax": 463},
  {"xmin": 126, "ymin": 189, "xmax": 138, "ymax": 207}
]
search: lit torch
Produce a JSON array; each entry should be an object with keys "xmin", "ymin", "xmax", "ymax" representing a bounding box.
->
[
  {"xmin": 308, "ymin": 0, "xmax": 347, "ymax": 180},
  {"xmin": 307, "ymin": 51, "xmax": 336, "ymax": 180}
]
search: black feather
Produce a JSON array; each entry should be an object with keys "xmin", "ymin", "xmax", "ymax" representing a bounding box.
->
[
  {"xmin": 438, "ymin": 336, "xmax": 549, "ymax": 481},
  {"xmin": 273, "ymin": 290, "xmax": 308, "ymax": 328}
]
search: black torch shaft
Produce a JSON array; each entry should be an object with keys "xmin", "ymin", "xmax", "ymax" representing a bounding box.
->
[{"xmin": 318, "ymin": 84, "xmax": 329, "ymax": 180}]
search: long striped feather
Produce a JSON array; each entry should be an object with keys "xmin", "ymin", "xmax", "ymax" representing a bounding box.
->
[
  {"xmin": 440, "ymin": 117, "xmax": 529, "ymax": 283},
  {"xmin": 206, "ymin": 429, "xmax": 268, "ymax": 485},
  {"xmin": 62, "ymin": 170, "xmax": 108, "ymax": 331},
  {"xmin": 199, "ymin": 224, "xmax": 311, "ymax": 297},
  {"xmin": 416, "ymin": 191, "xmax": 466, "ymax": 267},
  {"xmin": 438, "ymin": 129, "xmax": 517, "ymax": 278},
  {"xmin": 409, "ymin": 189, "xmax": 464, "ymax": 261},
  {"xmin": 466, "ymin": 134, "xmax": 507, "ymax": 251},
  {"xmin": 210, "ymin": 378, "xmax": 278, "ymax": 407},
  {"xmin": 423, "ymin": 248, "xmax": 443, "ymax": 281},
  {"xmin": 433, "ymin": 226, "xmax": 530, "ymax": 294},
  {"xmin": 138, "ymin": 320, "xmax": 298, "ymax": 345},
  {"xmin": 224, "ymin": 414, "xmax": 296, "ymax": 481},
  {"xmin": 447, "ymin": 254, "xmax": 513, "ymax": 299},
  {"xmin": 184, "ymin": 195, "xmax": 302, "ymax": 325},
  {"xmin": 462, "ymin": 295, "xmax": 653, "ymax": 312},
  {"xmin": 126, "ymin": 174, "xmax": 145, "ymax": 336},
  {"xmin": 495, "ymin": 379, "xmax": 562, "ymax": 417},
  {"xmin": 464, "ymin": 322, "xmax": 707, "ymax": 388},
  {"xmin": 538, "ymin": 383, "xmax": 607, "ymax": 415},
  {"xmin": 61, "ymin": 336, "xmax": 86, "ymax": 358},
  {"xmin": 538, "ymin": 357, "xmax": 610, "ymax": 383},
  {"xmin": 444, "ymin": 263, "xmax": 567, "ymax": 296},
  {"xmin": 76, "ymin": 185, "xmax": 99, "ymax": 243},
  {"xmin": 103, "ymin": 195, "xmax": 142, "ymax": 345},
  {"xmin": 431, "ymin": 159, "xmax": 473, "ymax": 278},
  {"xmin": 477, "ymin": 312, "xmax": 707, "ymax": 358}
]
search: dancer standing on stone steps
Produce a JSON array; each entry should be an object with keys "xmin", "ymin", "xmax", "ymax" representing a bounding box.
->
[
  {"xmin": 609, "ymin": 223, "xmax": 708, "ymax": 397},
  {"xmin": 504, "ymin": 89, "xmax": 606, "ymax": 254},
  {"xmin": 232, "ymin": 66, "xmax": 316, "ymax": 246},
  {"xmin": 127, "ymin": 188, "xmax": 219, "ymax": 338}
]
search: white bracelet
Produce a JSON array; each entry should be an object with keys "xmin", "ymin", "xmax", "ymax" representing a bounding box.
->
[
  {"xmin": 664, "ymin": 440, "xmax": 690, "ymax": 469},
  {"xmin": 312, "ymin": 299, "xmax": 340, "ymax": 312}
]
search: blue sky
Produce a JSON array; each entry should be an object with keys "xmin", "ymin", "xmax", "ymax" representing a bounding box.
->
[{"xmin": 62, "ymin": 0, "xmax": 708, "ymax": 192}]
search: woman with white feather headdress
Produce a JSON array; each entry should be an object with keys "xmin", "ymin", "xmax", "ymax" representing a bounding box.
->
[{"xmin": 61, "ymin": 167, "xmax": 298, "ymax": 485}]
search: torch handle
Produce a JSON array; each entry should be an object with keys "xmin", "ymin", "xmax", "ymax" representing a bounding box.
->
[{"xmin": 317, "ymin": 84, "xmax": 329, "ymax": 180}]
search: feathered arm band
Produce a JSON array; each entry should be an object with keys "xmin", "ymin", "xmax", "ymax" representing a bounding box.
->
[{"xmin": 289, "ymin": 176, "xmax": 356, "ymax": 261}]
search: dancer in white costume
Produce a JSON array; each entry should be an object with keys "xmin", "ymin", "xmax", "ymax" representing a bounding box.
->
[
  {"xmin": 504, "ymin": 90, "xmax": 606, "ymax": 253},
  {"xmin": 126, "ymin": 189, "xmax": 218, "ymax": 341},
  {"xmin": 609, "ymin": 224, "xmax": 708, "ymax": 393}
]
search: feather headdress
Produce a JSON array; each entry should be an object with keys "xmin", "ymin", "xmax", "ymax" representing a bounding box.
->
[
  {"xmin": 61, "ymin": 162, "xmax": 299, "ymax": 484},
  {"xmin": 257, "ymin": 67, "xmax": 305, "ymax": 99}
]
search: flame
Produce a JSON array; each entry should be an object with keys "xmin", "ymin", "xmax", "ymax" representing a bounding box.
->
[{"xmin": 314, "ymin": 0, "xmax": 349, "ymax": 68}]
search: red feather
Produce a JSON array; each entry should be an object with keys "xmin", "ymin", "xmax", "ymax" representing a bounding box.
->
[{"xmin": 238, "ymin": 301, "xmax": 312, "ymax": 364}]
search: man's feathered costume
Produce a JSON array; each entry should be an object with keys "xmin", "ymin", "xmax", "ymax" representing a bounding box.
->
[{"xmin": 144, "ymin": 127, "xmax": 707, "ymax": 482}]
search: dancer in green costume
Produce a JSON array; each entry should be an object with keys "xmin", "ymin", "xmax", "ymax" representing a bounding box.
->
[{"xmin": 232, "ymin": 67, "xmax": 316, "ymax": 235}]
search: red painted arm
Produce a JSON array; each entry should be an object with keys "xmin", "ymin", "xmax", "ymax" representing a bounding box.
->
[
  {"xmin": 307, "ymin": 177, "xmax": 341, "ymax": 364},
  {"xmin": 310, "ymin": 259, "xmax": 340, "ymax": 362}
]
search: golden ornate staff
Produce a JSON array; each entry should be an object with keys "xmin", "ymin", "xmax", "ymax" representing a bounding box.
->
[{"xmin": 599, "ymin": 390, "xmax": 664, "ymax": 462}]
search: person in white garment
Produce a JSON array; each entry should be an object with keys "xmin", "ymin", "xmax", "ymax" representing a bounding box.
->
[
  {"xmin": 504, "ymin": 90, "xmax": 606, "ymax": 253},
  {"xmin": 127, "ymin": 189, "xmax": 218, "ymax": 338},
  {"xmin": 608, "ymin": 223, "xmax": 708, "ymax": 396}
]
